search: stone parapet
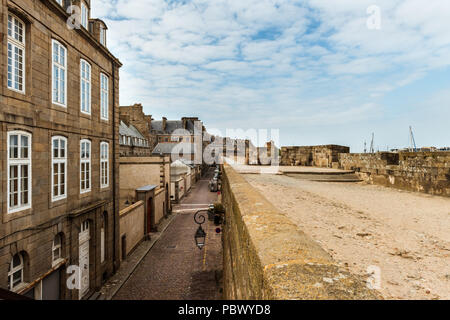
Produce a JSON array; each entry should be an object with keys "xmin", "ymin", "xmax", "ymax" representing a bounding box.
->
[
  {"xmin": 339, "ymin": 152, "xmax": 450, "ymax": 197},
  {"xmin": 221, "ymin": 164, "xmax": 381, "ymax": 300}
]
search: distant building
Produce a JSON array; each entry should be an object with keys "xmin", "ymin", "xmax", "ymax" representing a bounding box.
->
[
  {"xmin": 119, "ymin": 121, "xmax": 151, "ymax": 157},
  {"xmin": 151, "ymin": 117, "xmax": 203, "ymax": 144},
  {"xmin": 119, "ymin": 104, "xmax": 157, "ymax": 150}
]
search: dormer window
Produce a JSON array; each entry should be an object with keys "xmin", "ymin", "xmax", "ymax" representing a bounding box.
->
[
  {"xmin": 81, "ymin": 2, "xmax": 88, "ymax": 29},
  {"xmin": 100, "ymin": 26, "xmax": 106, "ymax": 46}
]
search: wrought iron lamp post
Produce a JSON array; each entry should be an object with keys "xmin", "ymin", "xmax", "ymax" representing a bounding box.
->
[{"xmin": 194, "ymin": 210, "xmax": 208, "ymax": 250}]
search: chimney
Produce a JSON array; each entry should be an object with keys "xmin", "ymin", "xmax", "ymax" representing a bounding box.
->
[
  {"xmin": 182, "ymin": 117, "xmax": 187, "ymax": 129},
  {"xmin": 145, "ymin": 115, "xmax": 152, "ymax": 130},
  {"xmin": 162, "ymin": 117, "xmax": 167, "ymax": 131}
]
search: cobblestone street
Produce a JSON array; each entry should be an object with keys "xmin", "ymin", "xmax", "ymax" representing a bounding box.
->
[{"xmin": 113, "ymin": 167, "xmax": 223, "ymax": 300}]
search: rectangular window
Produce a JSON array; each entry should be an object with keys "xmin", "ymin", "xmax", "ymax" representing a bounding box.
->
[
  {"xmin": 7, "ymin": 14, "xmax": 25, "ymax": 93},
  {"xmin": 100, "ymin": 142, "xmax": 109, "ymax": 188},
  {"xmin": 80, "ymin": 140, "xmax": 91, "ymax": 193},
  {"xmin": 100, "ymin": 26, "xmax": 106, "ymax": 46},
  {"xmin": 80, "ymin": 59, "xmax": 91, "ymax": 114},
  {"xmin": 8, "ymin": 131, "xmax": 31, "ymax": 213},
  {"xmin": 52, "ymin": 40, "xmax": 67, "ymax": 106},
  {"xmin": 52, "ymin": 136, "xmax": 67, "ymax": 201},
  {"xmin": 81, "ymin": 3, "xmax": 88, "ymax": 29},
  {"xmin": 52, "ymin": 234, "xmax": 62, "ymax": 264},
  {"xmin": 100, "ymin": 73, "xmax": 109, "ymax": 120}
]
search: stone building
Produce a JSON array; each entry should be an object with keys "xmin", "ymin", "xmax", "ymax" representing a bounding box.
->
[
  {"xmin": 119, "ymin": 103, "xmax": 157, "ymax": 150},
  {"xmin": 119, "ymin": 120, "xmax": 151, "ymax": 157},
  {"xmin": 0, "ymin": 0, "xmax": 121, "ymax": 299},
  {"xmin": 151, "ymin": 117, "xmax": 203, "ymax": 145}
]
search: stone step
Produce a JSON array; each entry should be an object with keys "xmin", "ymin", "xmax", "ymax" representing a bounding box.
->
[
  {"xmin": 285, "ymin": 172, "xmax": 362, "ymax": 183},
  {"xmin": 281, "ymin": 170, "xmax": 355, "ymax": 175}
]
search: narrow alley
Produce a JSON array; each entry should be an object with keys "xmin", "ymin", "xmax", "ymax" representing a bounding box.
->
[{"xmin": 113, "ymin": 167, "xmax": 223, "ymax": 300}]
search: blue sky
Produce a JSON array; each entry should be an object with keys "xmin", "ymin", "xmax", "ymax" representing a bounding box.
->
[{"xmin": 92, "ymin": 0, "xmax": 450, "ymax": 151}]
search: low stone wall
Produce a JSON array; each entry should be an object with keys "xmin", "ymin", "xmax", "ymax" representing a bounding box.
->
[
  {"xmin": 339, "ymin": 152, "xmax": 450, "ymax": 197},
  {"xmin": 221, "ymin": 164, "xmax": 380, "ymax": 299},
  {"xmin": 119, "ymin": 201, "xmax": 145, "ymax": 259}
]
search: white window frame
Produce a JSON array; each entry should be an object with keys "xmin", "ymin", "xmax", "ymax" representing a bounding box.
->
[
  {"xmin": 81, "ymin": 2, "xmax": 88, "ymax": 29},
  {"xmin": 99, "ymin": 26, "xmax": 106, "ymax": 46},
  {"xmin": 51, "ymin": 40, "xmax": 67, "ymax": 107},
  {"xmin": 81, "ymin": 220, "xmax": 89, "ymax": 233},
  {"xmin": 100, "ymin": 73, "xmax": 109, "ymax": 120},
  {"xmin": 7, "ymin": 13, "xmax": 25, "ymax": 94},
  {"xmin": 8, "ymin": 254, "xmax": 24, "ymax": 291},
  {"xmin": 52, "ymin": 234, "xmax": 63, "ymax": 266},
  {"xmin": 100, "ymin": 142, "xmax": 109, "ymax": 188},
  {"xmin": 80, "ymin": 139, "xmax": 91, "ymax": 194},
  {"xmin": 7, "ymin": 131, "xmax": 32, "ymax": 214},
  {"xmin": 51, "ymin": 136, "xmax": 67, "ymax": 201},
  {"xmin": 80, "ymin": 59, "xmax": 91, "ymax": 115}
]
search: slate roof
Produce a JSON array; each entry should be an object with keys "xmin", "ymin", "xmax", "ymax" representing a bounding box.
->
[
  {"xmin": 150, "ymin": 119, "xmax": 197, "ymax": 135},
  {"xmin": 119, "ymin": 120, "xmax": 146, "ymax": 139},
  {"xmin": 152, "ymin": 142, "xmax": 196, "ymax": 155}
]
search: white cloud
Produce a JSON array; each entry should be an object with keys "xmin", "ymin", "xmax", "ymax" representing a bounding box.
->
[{"xmin": 90, "ymin": 0, "xmax": 450, "ymax": 147}]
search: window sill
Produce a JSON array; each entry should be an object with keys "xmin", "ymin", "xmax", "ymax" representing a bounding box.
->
[
  {"xmin": 3, "ymin": 207, "xmax": 32, "ymax": 223},
  {"xmin": 49, "ymin": 196, "xmax": 68, "ymax": 209},
  {"xmin": 8, "ymin": 205, "xmax": 31, "ymax": 215},
  {"xmin": 52, "ymin": 258, "xmax": 66, "ymax": 269},
  {"xmin": 7, "ymin": 87, "xmax": 25, "ymax": 95},
  {"xmin": 50, "ymin": 102, "xmax": 69, "ymax": 113},
  {"xmin": 12, "ymin": 282, "xmax": 30, "ymax": 294},
  {"xmin": 3, "ymin": 89, "xmax": 32, "ymax": 104},
  {"xmin": 80, "ymin": 190, "xmax": 92, "ymax": 199},
  {"xmin": 80, "ymin": 111, "xmax": 92, "ymax": 119}
]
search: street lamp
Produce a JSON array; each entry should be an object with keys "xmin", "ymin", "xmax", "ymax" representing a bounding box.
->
[{"xmin": 194, "ymin": 210, "xmax": 208, "ymax": 250}]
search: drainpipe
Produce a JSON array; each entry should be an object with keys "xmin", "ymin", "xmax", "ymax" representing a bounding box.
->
[{"xmin": 112, "ymin": 61, "xmax": 117, "ymax": 273}]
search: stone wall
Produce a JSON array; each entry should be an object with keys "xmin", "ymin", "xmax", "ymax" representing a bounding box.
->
[
  {"xmin": 153, "ymin": 189, "xmax": 166, "ymax": 227},
  {"xmin": 119, "ymin": 104, "xmax": 157, "ymax": 150},
  {"xmin": 119, "ymin": 201, "xmax": 145, "ymax": 259},
  {"xmin": 339, "ymin": 152, "xmax": 450, "ymax": 197},
  {"xmin": 119, "ymin": 156, "xmax": 170, "ymax": 209},
  {"xmin": 221, "ymin": 164, "xmax": 380, "ymax": 300},
  {"xmin": 0, "ymin": 0, "xmax": 121, "ymax": 299},
  {"xmin": 281, "ymin": 145, "xmax": 350, "ymax": 167}
]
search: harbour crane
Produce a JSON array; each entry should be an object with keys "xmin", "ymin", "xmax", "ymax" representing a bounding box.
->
[
  {"xmin": 370, "ymin": 133, "xmax": 375, "ymax": 153},
  {"xmin": 409, "ymin": 126, "xmax": 417, "ymax": 152}
]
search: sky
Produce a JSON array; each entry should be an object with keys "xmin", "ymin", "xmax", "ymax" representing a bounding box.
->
[{"xmin": 92, "ymin": 0, "xmax": 450, "ymax": 151}]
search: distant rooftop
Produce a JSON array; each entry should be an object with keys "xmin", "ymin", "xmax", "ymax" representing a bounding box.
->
[{"xmin": 152, "ymin": 142, "xmax": 196, "ymax": 155}]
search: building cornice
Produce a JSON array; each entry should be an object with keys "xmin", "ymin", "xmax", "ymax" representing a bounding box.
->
[{"xmin": 39, "ymin": 0, "xmax": 122, "ymax": 67}]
